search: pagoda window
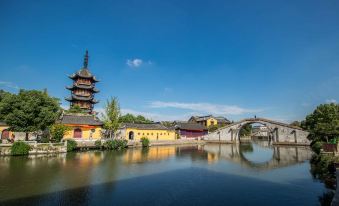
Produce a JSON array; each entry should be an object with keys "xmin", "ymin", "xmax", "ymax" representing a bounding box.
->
[{"xmin": 74, "ymin": 89, "xmax": 90, "ymax": 96}]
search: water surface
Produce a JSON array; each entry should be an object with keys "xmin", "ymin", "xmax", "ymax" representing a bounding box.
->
[{"xmin": 0, "ymin": 142, "xmax": 329, "ymax": 205}]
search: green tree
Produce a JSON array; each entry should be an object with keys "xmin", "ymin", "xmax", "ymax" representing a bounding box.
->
[
  {"xmin": 208, "ymin": 124, "xmax": 219, "ymax": 132},
  {"xmin": 0, "ymin": 90, "xmax": 61, "ymax": 140},
  {"xmin": 66, "ymin": 105, "xmax": 86, "ymax": 114},
  {"xmin": 50, "ymin": 124, "xmax": 71, "ymax": 142},
  {"xmin": 239, "ymin": 124, "xmax": 252, "ymax": 137},
  {"xmin": 103, "ymin": 97, "xmax": 121, "ymax": 138},
  {"xmin": 119, "ymin": 113, "xmax": 153, "ymax": 124},
  {"xmin": 290, "ymin": 121, "xmax": 301, "ymax": 127},
  {"xmin": 301, "ymin": 103, "xmax": 339, "ymax": 142}
]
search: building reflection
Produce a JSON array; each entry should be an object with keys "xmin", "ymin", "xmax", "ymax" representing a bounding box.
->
[{"xmin": 123, "ymin": 146, "xmax": 176, "ymax": 163}]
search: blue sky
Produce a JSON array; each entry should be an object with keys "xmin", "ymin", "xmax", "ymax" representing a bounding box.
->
[{"xmin": 0, "ymin": 0, "xmax": 338, "ymax": 122}]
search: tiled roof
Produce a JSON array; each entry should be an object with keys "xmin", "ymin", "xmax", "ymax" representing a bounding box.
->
[
  {"xmin": 69, "ymin": 69, "xmax": 99, "ymax": 82},
  {"xmin": 174, "ymin": 122, "xmax": 207, "ymax": 131},
  {"xmin": 60, "ymin": 114, "xmax": 103, "ymax": 126},
  {"xmin": 121, "ymin": 123, "xmax": 172, "ymax": 130},
  {"xmin": 65, "ymin": 95, "xmax": 99, "ymax": 103},
  {"xmin": 190, "ymin": 115, "xmax": 230, "ymax": 123}
]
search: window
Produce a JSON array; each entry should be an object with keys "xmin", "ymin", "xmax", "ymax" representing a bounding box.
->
[
  {"xmin": 138, "ymin": 133, "xmax": 140, "ymax": 135},
  {"xmin": 151, "ymin": 133, "xmax": 153, "ymax": 135},
  {"xmin": 147, "ymin": 133, "xmax": 149, "ymax": 135}
]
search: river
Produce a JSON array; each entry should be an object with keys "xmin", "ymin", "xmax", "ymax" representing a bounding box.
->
[{"xmin": 0, "ymin": 142, "xmax": 331, "ymax": 205}]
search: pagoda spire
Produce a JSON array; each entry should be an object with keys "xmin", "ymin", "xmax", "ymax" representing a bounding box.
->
[{"xmin": 83, "ymin": 50, "xmax": 89, "ymax": 69}]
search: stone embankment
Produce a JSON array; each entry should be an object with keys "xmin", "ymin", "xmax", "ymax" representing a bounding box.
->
[{"xmin": 0, "ymin": 141, "xmax": 67, "ymax": 156}]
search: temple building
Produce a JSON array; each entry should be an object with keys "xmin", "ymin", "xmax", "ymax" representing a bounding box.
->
[
  {"xmin": 188, "ymin": 115, "xmax": 230, "ymax": 127},
  {"xmin": 174, "ymin": 122, "xmax": 208, "ymax": 139},
  {"xmin": 61, "ymin": 51, "xmax": 103, "ymax": 140},
  {"xmin": 60, "ymin": 113, "xmax": 103, "ymax": 140},
  {"xmin": 116, "ymin": 123, "xmax": 176, "ymax": 141},
  {"xmin": 66, "ymin": 50, "xmax": 99, "ymax": 114}
]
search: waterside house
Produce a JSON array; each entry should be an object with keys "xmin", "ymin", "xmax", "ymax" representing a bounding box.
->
[
  {"xmin": 60, "ymin": 113, "xmax": 103, "ymax": 140},
  {"xmin": 174, "ymin": 122, "xmax": 208, "ymax": 139},
  {"xmin": 116, "ymin": 123, "xmax": 176, "ymax": 141},
  {"xmin": 188, "ymin": 115, "xmax": 230, "ymax": 127}
]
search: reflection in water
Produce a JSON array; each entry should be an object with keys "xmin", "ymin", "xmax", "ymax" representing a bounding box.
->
[{"xmin": 0, "ymin": 142, "xmax": 323, "ymax": 205}]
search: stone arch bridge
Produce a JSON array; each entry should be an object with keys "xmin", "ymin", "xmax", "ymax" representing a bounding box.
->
[{"xmin": 203, "ymin": 118, "xmax": 310, "ymax": 145}]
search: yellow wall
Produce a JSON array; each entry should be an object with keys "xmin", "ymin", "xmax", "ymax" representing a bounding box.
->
[
  {"xmin": 124, "ymin": 128, "xmax": 176, "ymax": 141},
  {"xmin": 206, "ymin": 118, "xmax": 218, "ymax": 127},
  {"xmin": 63, "ymin": 125, "xmax": 102, "ymax": 140},
  {"xmin": 124, "ymin": 146, "xmax": 176, "ymax": 163}
]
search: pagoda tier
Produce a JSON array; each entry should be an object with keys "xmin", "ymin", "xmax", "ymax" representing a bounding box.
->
[
  {"xmin": 66, "ymin": 94, "xmax": 99, "ymax": 103},
  {"xmin": 65, "ymin": 50, "xmax": 99, "ymax": 113},
  {"xmin": 66, "ymin": 84, "xmax": 99, "ymax": 93}
]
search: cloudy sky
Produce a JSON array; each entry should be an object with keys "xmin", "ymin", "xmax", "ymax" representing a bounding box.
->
[{"xmin": 0, "ymin": 0, "xmax": 338, "ymax": 122}]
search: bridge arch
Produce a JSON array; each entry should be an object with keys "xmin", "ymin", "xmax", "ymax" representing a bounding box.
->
[{"xmin": 203, "ymin": 117, "xmax": 310, "ymax": 145}]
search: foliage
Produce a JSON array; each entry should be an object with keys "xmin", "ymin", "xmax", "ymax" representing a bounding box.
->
[
  {"xmin": 103, "ymin": 139, "xmax": 127, "ymax": 150},
  {"xmin": 301, "ymin": 103, "xmax": 339, "ymax": 142},
  {"xmin": 311, "ymin": 141, "xmax": 323, "ymax": 154},
  {"xmin": 161, "ymin": 121, "xmax": 174, "ymax": 128},
  {"xmin": 102, "ymin": 97, "xmax": 121, "ymax": 138},
  {"xmin": 66, "ymin": 139, "xmax": 77, "ymax": 152},
  {"xmin": 141, "ymin": 137, "xmax": 150, "ymax": 147},
  {"xmin": 119, "ymin": 113, "xmax": 153, "ymax": 124},
  {"xmin": 329, "ymin": 137, "xmax": 339, "ymax": 144},
  {"xmin": 11, "ymin": 141, "xmax": 31, "ymax": 156},
  {"xmin": 66, "ymin": 105, "xmax": 85, "ymax": 114},
  {"xmin": 50, "ymin": 124, "xmax": 70, "ymax": 142},
  {"xmin": 208, "ymin": 124, "xmax": 219, "ymax": 132},
  {"xmin": 95, "ymin": 140, "xmax": 102, "ymax": 147},
  {"xmin": 310, "ymin": 154, "xmax": 336, "ymax": 189},
  {"xmin": 239, "ymin": 143, "xmax": 253, "ymax": 153},
  {"xmin": 0, "ymin": 90, "xmax": 61, "ymax": 140},
  {"xmin": 290, "ymin": 121, "xmax": 301, "ymax": 127},
  {"xmin": 239, "ymin": 124, "xmax": 252, "ymax": 137}
]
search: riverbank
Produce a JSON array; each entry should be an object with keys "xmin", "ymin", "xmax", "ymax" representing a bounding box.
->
[
  {"xmin": 0, "ymin": 142, "xmax": 67, "ymax": 156},
  {"xmin": 0, "ymin": 139, "xmax": 311, "ymax": 156}
]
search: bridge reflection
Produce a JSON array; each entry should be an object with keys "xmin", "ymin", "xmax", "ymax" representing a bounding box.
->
[{"xmin": 202, "ymin": 142, "xmax": 312, "ymax": 170}]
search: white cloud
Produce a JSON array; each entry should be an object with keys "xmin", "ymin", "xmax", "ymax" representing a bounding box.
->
[
  {"xmin": 0, "ymin": 81, "xmax": 20, "ymax": 90},
  {"xmin": 126, "ymin": 58, "xmax": 143, "ymax": 68},
  {"xmin": 326, "ymin": 99, "xmax": 337, "ymax": 103},
  {"xmin": 149, "ymin": 101, "xmax": 262, "ymax": 115}
]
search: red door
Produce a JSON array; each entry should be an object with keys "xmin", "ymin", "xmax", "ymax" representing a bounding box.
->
[
  {"xmin": 74, "ymin": 128, "xmax": 82, "ymax": 138},
  {"xmin": 1, "ymin": 130, "xmax": 9, "ymax": 139}
]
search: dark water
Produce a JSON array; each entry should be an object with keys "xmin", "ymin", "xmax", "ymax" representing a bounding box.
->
[{"xmin": 0, "ymin": 142, "xmax": 330, "ymax": 206}]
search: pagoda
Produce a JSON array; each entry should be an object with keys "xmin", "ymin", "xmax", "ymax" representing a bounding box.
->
[{"xmin": 66, "ymin": 50, "xmax": 99, "ymax": 113}]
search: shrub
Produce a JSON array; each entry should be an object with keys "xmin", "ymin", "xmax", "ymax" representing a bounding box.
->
[
  {"xmin": 95, "ymin": 140, "xmax": 102, "ymax": 148},
  {"xmin": 11, "ymin": 141, "xmax": 31, "ymax": 156},
  {"xmin": 311, "ymin": 141, "xmax": 323, "ymax": 154},
  {"xmin": 141, "ymin": 137, "xmax": 150, "ymax": 147},
  {"xmin": 50, "ymin": 124, "xmax": 70, "ymax": 142},
  {"xmin": 103, "ymin": 139, "xmax": 127, "ymax": 150},
  {"xmin": 66, "ymin": 139, "xmax": 77, "ymax": 152}
]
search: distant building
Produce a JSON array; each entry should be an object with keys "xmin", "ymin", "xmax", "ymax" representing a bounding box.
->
[
  {"xmin": 188, "ymin": 115, "xmax": 230, "ymax": 127},
  {"xmin": 252, "ymin": 125, "xmax": 269, "ymax": 137},
  {"xmin": 174, "ymin": 122, "xmax": 208, "ymax": 139},
  {"xmin": 116, "ymin": 123, "xmax": 176, "ymax": 141},
  {"xmin": 66, "ymin": 50, "xmax": 99, "ymax": 114},
  {"xmin": 60, "ymin": 113, "xmax": 103, "ymax": 140}
]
